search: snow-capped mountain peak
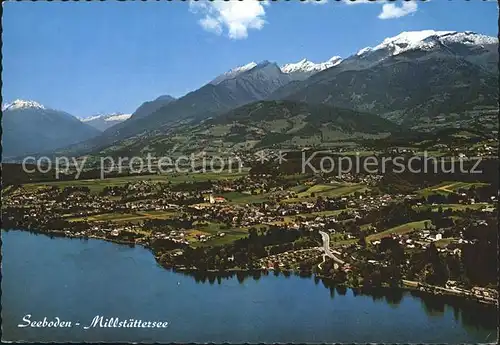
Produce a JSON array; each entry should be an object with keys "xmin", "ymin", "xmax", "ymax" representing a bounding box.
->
[
  {"xmin": 438, "ymin": 31, "xmax": 499, "ymax": 46},
  {"xmin": 81, "ymin": 112, "xmax": 131, "ymax": 123},
  {"xmin": 105, "ymin": 113, "xmax": 132, "ymax": 122},
  {"xmin": 327, "ymin": 56, "xmax": 343, "ymax": 64},
  {"xmin": 3, "ymin": 99, "xmax": 46, "ymax": 111},
  {"xmin": 210, "ymin": 61, "xmax": 258, "ymax": 85},
  {"xmin": 281, "ymin": 56, "xmax": 342, "ymax": 74},
  {"xmin": 239, "ymin": 61, "xmax": 258, "ymax": 70},
  {"xmin": 81, "ymin": 114, "xmax": 103, "ymax": 122},
  {"xmin": 281, "ymin": 59, "xmax": 316, "ymax": 73},
  {"xmin": 280, "ymin": 56, "xmax": 342, "ymax": 81},
  {"xmin": 356, "ymin": 30, "xmax": 452, "ymax": 56},
  {"xmin": 356, "ymin": 47, "xmax": 373, "ymax": 56},
  {"xmin": 356, "ymin": 30, "xmax": 498, "ymax": 57},
  {"xmin": 81, "ymin": 112, "xmax": 132, "ymax": 131}
]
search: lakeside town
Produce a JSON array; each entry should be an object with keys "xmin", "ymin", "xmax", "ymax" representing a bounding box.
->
[{"xmin": 3, "ymin": 151, "xmax": 498, "ymax": 306}]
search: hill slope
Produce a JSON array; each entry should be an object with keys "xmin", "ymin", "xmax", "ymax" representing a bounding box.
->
[{"xmin": 95, "ymin": 100, "xmax": 401, "ymax": 157}]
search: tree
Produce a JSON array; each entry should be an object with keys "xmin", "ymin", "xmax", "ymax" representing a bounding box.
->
[
  {"xmin": 358, "ymin": 232, "xmax": 367, "ymax": 247},
  {"xmin": 423, "ymin": 243, "xmax": 449, "ymax": 285},
  {"xmin": 248, "ymin": 227, "xmax": 258, "ymax": 240}
]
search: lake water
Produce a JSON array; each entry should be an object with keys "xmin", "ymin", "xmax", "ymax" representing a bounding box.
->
[{"xmin": 1, "ymin": 229, "xmax": 497, "ymax": 343}]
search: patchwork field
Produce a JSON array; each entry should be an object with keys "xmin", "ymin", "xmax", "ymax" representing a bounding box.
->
[
  {"xmin": 189, "ymin": 221, "xmax": 249, "ymax": 247},
  {"xmin": 283, "ymin": 183, "xmax": 368, "ymax": 203},
  {"xmin": 272, "ymin": 208, "xmax": 355, "ymax": 225},
  {"xmin": 414, "ymin": 203, "xmax": 494, "ymax": 212},
  {"xmin": 22, "ymin": 170, "xmax": 250, "ymax": 193},
  {"xmin": 366, "ymin": 220, "xmax": 431, "ymax": 242},
  {"xmin": 220, "ymin": 191, "xmax": 272, "ymax": 205},
  {"xmin": 66, "ymin": 210, "xmax": 177, "ymax": 223},
  {"xmin": 417, "ymin": 181, "xmax": 489, "ymax": 197}
]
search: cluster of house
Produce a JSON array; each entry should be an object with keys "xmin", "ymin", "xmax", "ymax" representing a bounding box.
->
[
  {"xmin": 370, "ymin": 228, "xmax": 469, "ymax": 254},
  {"xmin": 5, "ymin": 173, "xmax": 496, "ymax": 265},
  {"xmin": 387, "ymin": 138, "xmax": 497, "ymax": 159},
  {"xmin": 470, "ymin": 286, "xmax": 498, "ymax": 300},
  {"xmin": 95, "ymin": 225, "xmax": 190, "ymax": 245},
  {"xmin": 4, "ymin": 178, "xmax": 416, "ymax": 250},
  {"xmin": 195, "ymin": 231, "xmax": 226, "ymax": 243},
  {"xmin": 428, "ymin": 281, "xmax": 498, "ymax": 303},
  {"xmin": 257, "ymin": 248, "xmax": 322, "ymax": 270},
  {"xmin": 204, "ymin": 194, "xmax": 227, "ymax": 204}
]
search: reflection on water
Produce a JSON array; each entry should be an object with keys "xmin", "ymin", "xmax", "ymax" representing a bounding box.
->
[
  {"xmin": 177, "ymin": 268, "xmax": 497, "ymax": 332},
  {"xmin": 1, "ymin": 229, "xmax": 497, "ymax": 343}
]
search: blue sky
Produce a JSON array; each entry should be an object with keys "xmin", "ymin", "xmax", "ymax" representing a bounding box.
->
[{"xmin": 2, "ymin": 0, "xmax": 498, "ymax": 117}]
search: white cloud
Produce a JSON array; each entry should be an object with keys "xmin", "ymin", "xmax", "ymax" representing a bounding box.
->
[
  {"xmin": 199, "ymin": 15, "xmax": 223, "ymax": 35},
  {"xmin": 378, "ymin": 1, "xmax": 418, "ymax": 19},
  {"xmin": 190, "ymin": 0, "xmax": 268, "ymax": 40},
  {"xmin": 343, "ymin": 0, "xmax": 418, "ymax": 19}
]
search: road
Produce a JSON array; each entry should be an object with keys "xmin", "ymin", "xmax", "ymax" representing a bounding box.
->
[{"xmin": 319, "ymin": 231, "xmax": 345, "ymax": 266}]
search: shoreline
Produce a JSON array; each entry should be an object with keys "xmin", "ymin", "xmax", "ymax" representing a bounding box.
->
[{"xmin": 2, "ymin": 227, "xmax": 497, "ymax": 306}]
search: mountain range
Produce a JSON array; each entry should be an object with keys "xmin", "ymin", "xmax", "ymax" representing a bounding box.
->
[
  {"xmin": 4, "ymin": 30, "xmax": 498, "ymax": 158},
  {"xmin": 274, "ymin": 31, "xmax": 498, "ymax": 128},
  {"xmin": 1, "ymin": 100, "xmax": 101, "ymax": 158},
  {"xmin": 97, "ymin": 30, "xmax": 498, "ymax": 145}
]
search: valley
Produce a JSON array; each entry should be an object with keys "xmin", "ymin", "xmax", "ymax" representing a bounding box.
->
[{"xmin": 2, "ymin": 2, "xmax": 499, "ymax": 343}]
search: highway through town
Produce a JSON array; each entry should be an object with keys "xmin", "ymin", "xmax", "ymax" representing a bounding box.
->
[{"xmin": 319, "ymin": 231, "xmax": 345, "ymax": 267}]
